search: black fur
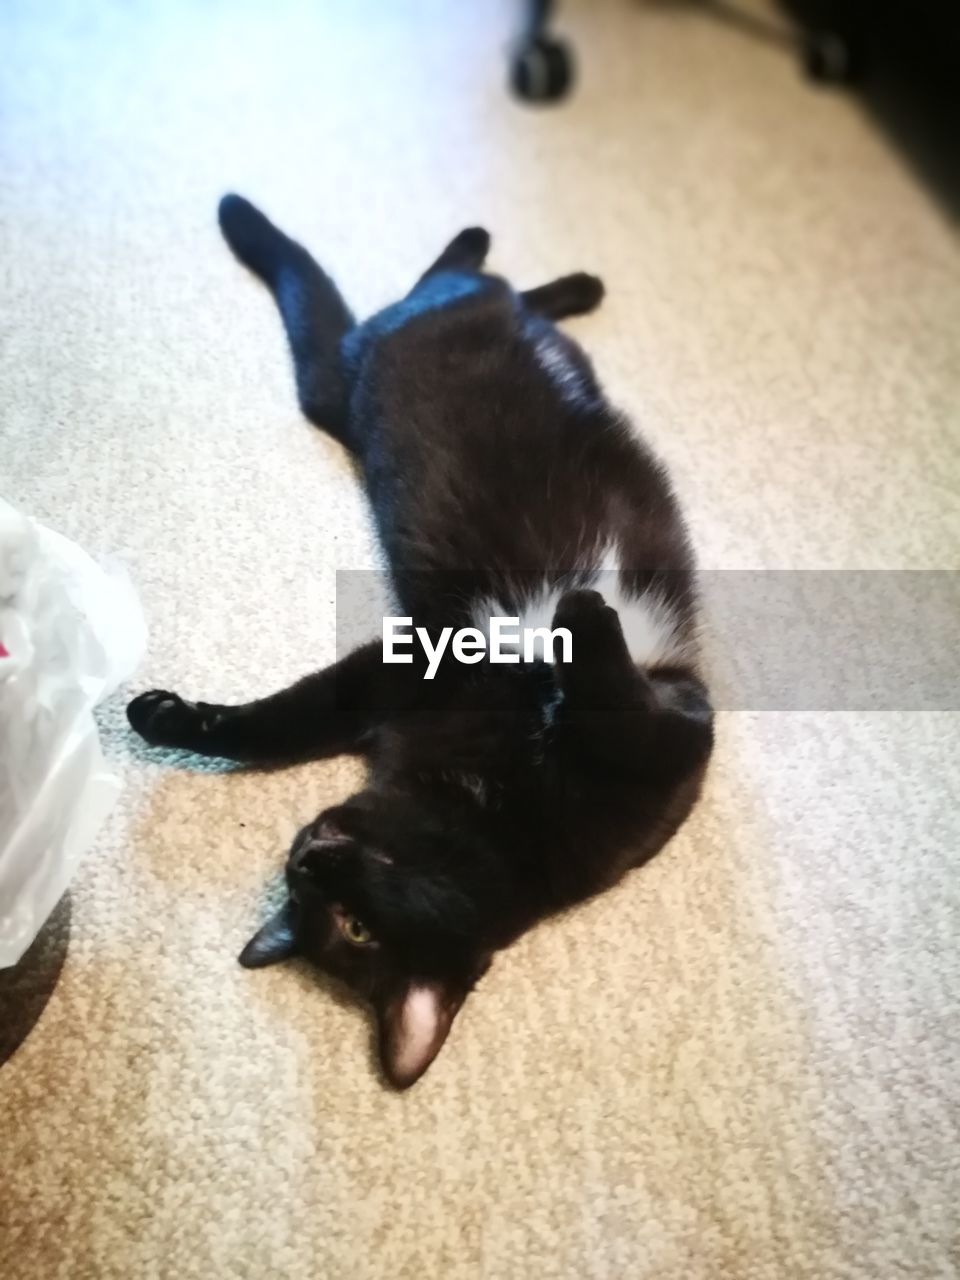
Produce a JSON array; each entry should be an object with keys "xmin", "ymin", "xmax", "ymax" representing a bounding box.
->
[{"xmin": 128, "ymin": 195, "xmax": 714, "ymax": 1088}]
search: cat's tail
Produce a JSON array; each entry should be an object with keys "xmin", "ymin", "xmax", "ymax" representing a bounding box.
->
[{"xmin": 218, "ymin": 193, "xmax": 356, "ymax": 447}]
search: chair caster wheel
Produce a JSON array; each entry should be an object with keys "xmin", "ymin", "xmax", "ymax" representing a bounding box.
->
[
  {"xmin": 803, "ymin": 30, "xmax": 860, "ymax": 85},
  {"xmin": 510, "ymin": 37, "xmax": 573, "ymax": 102}
]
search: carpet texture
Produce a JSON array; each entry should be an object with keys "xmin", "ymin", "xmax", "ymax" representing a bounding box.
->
[{"xmin": 1, "ymin": 1, "xmax": 958, "ymax": 1276}]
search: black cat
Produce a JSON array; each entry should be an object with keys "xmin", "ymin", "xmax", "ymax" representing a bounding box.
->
[{"xmin": 128, "ymin": 195, "xmax": 714, "ymax": 1088}]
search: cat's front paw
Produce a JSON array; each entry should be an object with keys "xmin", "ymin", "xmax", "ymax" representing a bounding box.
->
[
  {"xmin": 552, "ymin": 588, "xmax": 616, "ymax": 633},
  {"xmin": 552, "ymin": 589, "xmax": 626, "ymax": 666},
  {"xmin": 127, "ymin": 689, "xmax": 206, "ymax": 749}
]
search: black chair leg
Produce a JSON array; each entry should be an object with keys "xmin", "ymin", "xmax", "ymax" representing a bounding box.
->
[
  {"xmin": 505, "ymin": 0, "xmax": 860, "ymax": 101},
  {"xmin": 700, "ymin": 1, "xmax": 862, "ymax": 85},
  {"xmin": 509, "ymin": 0, "xmax": 574, "ymax": 103}
]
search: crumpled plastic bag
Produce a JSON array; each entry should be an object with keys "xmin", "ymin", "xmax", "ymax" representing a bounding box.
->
[{"xmin": 0, "ymin": 499, "xmax": 146, "ymax": 968}]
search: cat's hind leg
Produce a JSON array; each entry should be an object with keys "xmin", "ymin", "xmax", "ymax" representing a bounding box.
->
[
  {"xmin": 218, "ymin": 194, "xmax": 357, "ymax": 451},
  {"xmin": 521, "ymin": 272, "xmax": 604, "ymax": 320}
]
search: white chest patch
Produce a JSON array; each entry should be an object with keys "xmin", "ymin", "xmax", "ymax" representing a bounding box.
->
[{"xmin": 471, "ymin": 547, "xmax": 693, "ymax": 670}]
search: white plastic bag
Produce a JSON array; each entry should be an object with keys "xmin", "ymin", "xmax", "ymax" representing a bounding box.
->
[{"xmin": 0, "ymin": 500, "xmax": 146, "ymax": 968}]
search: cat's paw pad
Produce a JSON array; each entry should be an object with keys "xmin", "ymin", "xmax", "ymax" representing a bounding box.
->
[
  {"xmin": 552, "ymin": 588, "xmax": 615, "ymax": 631},
  {"xmin": 127, "ymin": 689, "xmax": 202, "ymax": 747}
]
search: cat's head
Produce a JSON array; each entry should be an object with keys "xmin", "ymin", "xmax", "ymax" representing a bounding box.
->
[{"xmin": 239, "ymin": 787, "xmax": 509, "ymax": 1088}]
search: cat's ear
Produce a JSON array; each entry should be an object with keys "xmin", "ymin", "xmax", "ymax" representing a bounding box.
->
[
  {"xmin": 238, "ymin": 898, "xmax": 300, "ymax": 968},
  {"xmin": 376, "ymin": 979, "xmax": 464, "ymax": 1089}
]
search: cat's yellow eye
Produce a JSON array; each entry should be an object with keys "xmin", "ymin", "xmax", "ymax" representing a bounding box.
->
[{"xmin": 340, "ymin": 914, "xmax": 373, "ymax": 946}]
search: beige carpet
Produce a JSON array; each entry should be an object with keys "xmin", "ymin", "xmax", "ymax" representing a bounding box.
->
[{"xmin": 2, "ymin": 0, "xmax": 959, "ymax": 1276}]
